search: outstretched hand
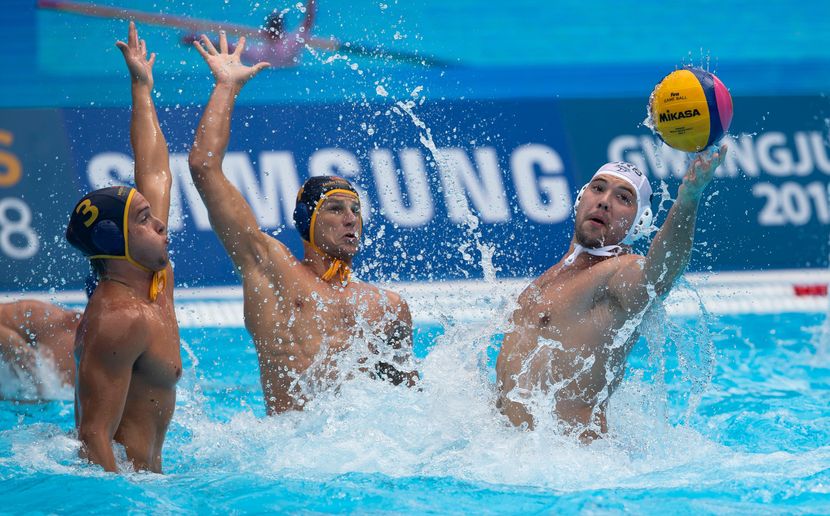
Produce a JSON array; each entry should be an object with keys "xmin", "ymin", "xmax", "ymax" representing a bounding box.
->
[
  {"xmin": 681, "ymin": 143, "xmax": 727, "ymax": 200},
  {"xmin": 116, "ymin": 21, "xmax": 155, "ymax": 87},
  {"xmin": 193, "ymin": 31, "xmax": 270, "ymax": 86}
]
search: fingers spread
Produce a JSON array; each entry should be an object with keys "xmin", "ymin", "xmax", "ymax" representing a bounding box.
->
[
  {"xmin": 219, "ymin": 30, "xmax": 228, "ymax": 54},
  {"xmin": 200, "ymin": 34, "xmax": 218, "ymax": 55},
  {"xmin": 250, "ymin": 62, "xmax": 271, "ymax": 77},
  {"xmin": 192, "ymin": 40, "xmax": 210, "ymax": 59},
  {"xmin": 233, "ymin": 36, "xmax": 247, "ymax": 56}
]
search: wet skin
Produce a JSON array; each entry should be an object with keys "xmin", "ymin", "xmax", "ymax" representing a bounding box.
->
[
  {"xmin": 497, "ymin": 148, "xmax": 726, "ymax": 441},
  {"xmin": 74, "ymin": 195, "xmax": 180, "ymax": 473},
  {"xmin": 189, "ymin": 32, "xmax": 416, "ymax": 414},
  {"xmin": 497, "ymin": 175, "xmax": 641, "ymax": 438},
  {"xmin": 73, "ymin": 22, "xmax": 179, "ymax": 474},
  {"xmin": 0, "ymin": 300, "xmax": 79, "ymax": 393}
]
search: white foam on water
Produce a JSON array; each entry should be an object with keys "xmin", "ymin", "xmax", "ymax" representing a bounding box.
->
[
  {"xmin": 158, "ymin": 287, "xmax": 744, "ymax": 491},
  {"xmin": 168, "ymin": 341, "xmax": 719, "ymax": 490},
  {"xmin": 1, "ymin": 294, "xmax": 825, "ymax": 493},
  {"xmin": 0, "ymin": 354, "xmax": 72, "ymax": 402}
]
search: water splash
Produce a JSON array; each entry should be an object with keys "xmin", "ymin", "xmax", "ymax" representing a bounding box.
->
[
  {"xmin": 0, "ymin": 354, "xmax": 72, "ymax": 402},
  {"xmin": 168, "ymin": 319, "xmax": 726, "ymax": 489}
]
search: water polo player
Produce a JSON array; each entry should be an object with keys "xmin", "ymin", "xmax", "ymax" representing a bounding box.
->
[
  {"xmin": 66, "ymin": 22, "xmax": 180, "ymax": 474},
  {"xmin": 496, "ymin": 147, "xmax": 727, "ymax": 441},
  {"xmin": 188, "ymin": 30, "xmax": 418, "ymax": 415}
]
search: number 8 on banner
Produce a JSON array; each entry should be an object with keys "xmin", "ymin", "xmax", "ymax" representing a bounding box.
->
[{"xmin": 0, "ymin": 197, "xmax": 39, "ymax": 260}]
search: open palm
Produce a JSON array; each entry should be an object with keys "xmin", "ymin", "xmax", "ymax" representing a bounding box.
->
[
  {"xmin": 116, "ymin": 21, "xmax": 155, "ymax": 87},
  {"xmin": 193, "ymin": 31, "xmax": 269, "ymax": 86}
]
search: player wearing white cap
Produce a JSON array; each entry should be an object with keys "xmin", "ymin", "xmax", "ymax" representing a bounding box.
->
[{"xmin": 496, "ymin": 146, "xmax": 726, "ymax": 441}]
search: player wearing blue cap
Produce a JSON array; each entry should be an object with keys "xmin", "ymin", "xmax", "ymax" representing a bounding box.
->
[
  {"xmin": 65, "ymin": 22, "xmax": 179, "ymax": 473},
  {"xmin": 496, "ymin": 147, "xmax": 726, "ymax": 441},
  {"xmin": 188, "ymin": 31, "xmax": 417, "ymax": 415}
]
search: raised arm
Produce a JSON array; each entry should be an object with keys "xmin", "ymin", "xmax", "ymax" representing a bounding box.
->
[
  {"xmin": 75, "ymin": 310, "xmax": 145, "ymax": 472},
  {"xmin": 612, "ymin": 144, "xmax": 727, "ymax": 311},
  {"xmin": 187, "ymin": 32, "xmax": 275, "ymax": 270},
  {"xmin": 116, "ymin": 22, "xmax": 172, "ymax": 226}
]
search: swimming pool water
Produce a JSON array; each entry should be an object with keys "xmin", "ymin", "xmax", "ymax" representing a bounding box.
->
[{"xmin": 1, "ymin": 311, "xmax": 829, "ymax": 513}]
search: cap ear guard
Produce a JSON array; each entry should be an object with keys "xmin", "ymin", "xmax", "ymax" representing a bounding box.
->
[
  {"xmin": 573, "ymin": 184, "xmax": 588, "ymax": 214},
  {"xmin": 292, "ymin": 201, "xmax": 313, "ymax": 242},
  {"xmin": 90, "ymin": 219, "xmax": 126, "ymax": 256},
  {"xmin": 623, "ymin": 205, "xmax": 654, "ymax": 244}
]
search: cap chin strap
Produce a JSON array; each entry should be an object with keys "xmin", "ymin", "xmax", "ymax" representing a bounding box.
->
[
  {"xmin": 306, "ymin": 239, "xmax": 351, "ymax": 284},
  {"xmin": 148, "ymin": 269, "xmax": 167, "ymax": 302},
  {"xmin": 563, "ymin": 243, "xmax": 623, "ymax": 266},
  {"xmin": 89, "ymin": 255, "xmax": 167, "ymax": 302}
]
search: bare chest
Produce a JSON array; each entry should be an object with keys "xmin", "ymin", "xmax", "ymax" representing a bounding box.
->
[
  {"xmin": 515, "ymin": 268, "xmax": 623, "ymax": 344},
  {"xmin": 247, "ymin": 283, "xmax": 392, "ymax": 355},
  {"xmin": 134, "ymin": 307, "xmax": 182, "ymax": 387}
]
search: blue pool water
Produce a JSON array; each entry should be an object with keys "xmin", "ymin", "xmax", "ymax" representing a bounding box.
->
[{"xmin": 1, "ymin": 310, "xmax": 829, "ymax": 513}]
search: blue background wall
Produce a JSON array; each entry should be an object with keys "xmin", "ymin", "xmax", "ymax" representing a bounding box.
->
[{"xmin": 1, "ymin": 1, "xmax": 829, "ymax": 290}]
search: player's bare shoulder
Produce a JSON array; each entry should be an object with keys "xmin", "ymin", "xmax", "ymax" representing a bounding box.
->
[
  {"xmin": 350, "ymin": 281, "xmax": 401, "ymax": 309},
  {"xmin": 77, "ymin": 298, "xmax": 149, "ymax": 358},
  {"xmin": 379, "ymin": 287, "xmax": 411, "ymax": 319},
  {"xmin": 255, "ymin": 233, "xmax": 304, "ymax": 278}
]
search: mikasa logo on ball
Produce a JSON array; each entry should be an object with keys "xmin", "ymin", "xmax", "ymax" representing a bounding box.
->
[
  {"xmin": 649, "ymin": 67, "xmax": 733, "ymax": 152},
  {"xmin": 658, "ymin": 108, "xmax": 701, "ymax": 122}
]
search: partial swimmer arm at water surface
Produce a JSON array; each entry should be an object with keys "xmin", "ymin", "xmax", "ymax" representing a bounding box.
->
[
  {"xmin": 188, "ymin": 32, "xmax": 283, "ymax": 273},
  {"xmin": 0, "ymin": 301, "xmax": 78, "ymax": 396},
  {"xmin": 75, "ymin": 309, "xmax": 146, "ymax": 473},
  {"xmin": 0, "ymin": 325, "xmax": 43, "ymax": 397},
  {"xmin": 295, "ymin": 0, "xmax": 339, "ymax": 52},
  {"xmin": 117, "ymin": 21, "xmax": 172, "ymax": 226},
  {"xmin": 610, "ymin": 144, "xmax": 727, "ymax": 312}
]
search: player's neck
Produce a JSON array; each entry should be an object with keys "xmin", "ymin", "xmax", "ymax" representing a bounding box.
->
[
  {"xmin": 301, "ymin": 243, "xmax": 353, "ymax": 281},
  {"xmin": 561, "ymin": 238, "xmax": 627, "ymax": 268},
  {"xmin": 100, "ymin": 260, "xmax": 155, "ymax": 296}
]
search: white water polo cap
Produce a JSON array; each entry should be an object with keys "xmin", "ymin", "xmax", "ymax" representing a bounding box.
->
[
  {"xmin": 565, "ymin": 162, "xmax": 654, "ymax": 266},
  {"xmin": 576, "ymin": 161, "xmax": 654, "ymax": 245}
]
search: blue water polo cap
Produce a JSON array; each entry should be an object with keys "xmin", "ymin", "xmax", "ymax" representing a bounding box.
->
[
  {"xmin": 293, "ymin": 176, "xmax": 360, "ymax": 243},
  {"xmin": 66, "ymin": 186, "xmax": 136, "ymax": 259}
]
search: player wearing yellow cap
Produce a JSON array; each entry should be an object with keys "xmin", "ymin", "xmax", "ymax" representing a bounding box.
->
[
  {"xmin": 65, "ymin": 22, "xmax": 179, "ymax": 473},
  {"xmin": 189, "ymin": 31, "xmax": 418, "ymax": 415}
]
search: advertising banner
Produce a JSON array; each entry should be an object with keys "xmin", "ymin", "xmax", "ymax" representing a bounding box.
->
[{"xmin": 1, "ymin": 95, "xmax": 828, "ymax": 292}]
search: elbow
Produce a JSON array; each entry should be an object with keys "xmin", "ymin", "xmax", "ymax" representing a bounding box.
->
[
  {"xmin": 187, "ymin": 152, "xmax": 206, "ymax": 175},
  {"xmin": 78, "ymin": 424, "xmax": 113, "ymax": 461},
  {"xmin": 188, "ymin": 152, "xmax": 213, "ymax": 182},
  {"xmin": 159, "ymin": 168, "xmax": 173, "ymax": 191},
  {"xmin": 652, "ymin": 278, "xmax": 675, "ymax": 299}
]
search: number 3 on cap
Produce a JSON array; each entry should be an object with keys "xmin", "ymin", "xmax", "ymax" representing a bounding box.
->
[{"xmin": 75, "ymin": 199, "xmax": 99, "ymax": 227}]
